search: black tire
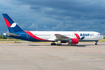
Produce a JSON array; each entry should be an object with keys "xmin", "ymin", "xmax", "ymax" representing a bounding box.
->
[
  {"xmin": 57, "ymin": 44, "xmax": 61, "ymax": 46},
  {"xmin": 53, "ymin": 43, "xmax": 56, "ymax": 45},
  {"xmin": 95, "ymin": 42, "xmax": 97, "ymax": 45},
  {"xmin": 51, "ymin": 43, "xmax": 56, "ymax": 45},
  {"xmin": 51, "ymin": 43, "xmax": 53, "ymax": 45}
]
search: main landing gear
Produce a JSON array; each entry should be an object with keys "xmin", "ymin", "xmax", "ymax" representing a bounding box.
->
[
  {"xmin": 51, "ymin": 41, "xmax": 62, "ymax": 46},
  {"xmin": 57, "ymin": 40, "xmax": 61, "ymax": 46},
  {"xmin": 51, "ymin": 42, "xmax": 56, "ymax": 45}
]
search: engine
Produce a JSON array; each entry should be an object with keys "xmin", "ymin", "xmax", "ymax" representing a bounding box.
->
[
  {"xmin": 61, "ymin": 38, "xmax": 79, "ymax": 44},
  {"xmin": 68, "ymin": 38, "xmax": 79, "ymax": 44},
  {"xmin": 71, "ymin": 38, "xmax": 79, "ymax": 44}
]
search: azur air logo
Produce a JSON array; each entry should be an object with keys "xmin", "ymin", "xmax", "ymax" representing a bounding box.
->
[{"xmin": 80, "ymin": 33, "xmax": 90, "ymax": 36}]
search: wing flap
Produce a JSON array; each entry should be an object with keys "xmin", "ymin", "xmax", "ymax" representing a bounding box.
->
[{"xmin": 55, "ymin": 34, "xmax": 70, "ymax": 40}]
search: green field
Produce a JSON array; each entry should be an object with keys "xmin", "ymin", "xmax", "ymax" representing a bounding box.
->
[{"xmin": 99, "ymin": 39, "xmax": 105, "ymax": 42}]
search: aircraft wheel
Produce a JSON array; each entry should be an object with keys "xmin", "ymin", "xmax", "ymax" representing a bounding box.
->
[
  {"xmin": 51, "ymin": 43, "xmax": 56, "ymax": 45},
  {"xmin": 57, "ymin": 44, "xmax": 61, "ymax": 46},
  {"xmin": 95, "ymin": 42, "xmax": 97, "ymax": 45},
  {"xmin": 95, "ymin": 41, "xmax": 98, "ymax": 45}
]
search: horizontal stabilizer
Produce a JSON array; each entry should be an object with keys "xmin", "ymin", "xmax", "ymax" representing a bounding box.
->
[{"xmin": 6, "ymin": 33, "xmax": 20, "ymax": 36}]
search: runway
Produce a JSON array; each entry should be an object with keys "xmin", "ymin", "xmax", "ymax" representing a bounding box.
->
[{"xmin": 0, "ymin": 42, "xmax": 105, "ymax": 70}]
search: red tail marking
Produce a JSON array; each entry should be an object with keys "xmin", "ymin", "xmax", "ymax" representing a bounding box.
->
[
  {"xmin": 74, "ymin": 33, "xmax": 80, "ymax": 40},
  {"xmin": 4, "ymin": 18, "xmax": 11, "ymax": 27}
]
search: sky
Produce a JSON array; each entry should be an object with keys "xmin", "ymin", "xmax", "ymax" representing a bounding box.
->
[{"xmin": 0, "ymin": 0, "xmax": 105, "ymax": 35}]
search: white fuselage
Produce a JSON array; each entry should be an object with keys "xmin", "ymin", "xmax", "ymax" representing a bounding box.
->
[{"xmin": 30, "ymin": 31, "xmax": 103, "ymax": 41}]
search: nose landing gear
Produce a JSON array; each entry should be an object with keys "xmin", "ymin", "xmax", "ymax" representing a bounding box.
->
[{"xmin": 95, "ymin": 41, "xmax": 98, "ymax": 45}]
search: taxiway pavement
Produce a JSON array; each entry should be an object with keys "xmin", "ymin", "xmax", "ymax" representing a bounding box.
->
[{"xmin": 0, "ymin": 42, "xmax": 105, "ymax": 70}]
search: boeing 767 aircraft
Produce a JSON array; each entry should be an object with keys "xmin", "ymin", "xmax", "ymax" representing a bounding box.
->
[{"xmin": 2, "ymin": 14, "xmax": 104, "ymax": 45}]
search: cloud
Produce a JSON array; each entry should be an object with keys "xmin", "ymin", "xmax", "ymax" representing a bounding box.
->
[
  {"xmin": 0, "ymin": 0, "xmax": 105, "ymax": 34},
  {"xmin": 28, "ymin": 23, "xmax": 39, "ymax": 29},
  {"xmin": 14, "ymin": 0, "xmax": 105, "ymax": 19}
]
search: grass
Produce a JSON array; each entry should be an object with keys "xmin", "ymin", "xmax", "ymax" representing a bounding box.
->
[
  {"xmin": 0, "ymin": 39, "xmax": 25, "ymax": 41},
  {"xmin": 99, "ymin": 39, "xmax": 105, "ymax": 42}
]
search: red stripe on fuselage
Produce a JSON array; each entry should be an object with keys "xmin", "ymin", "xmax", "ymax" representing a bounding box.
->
[
  {"xmin": 74, "ymin": 33, "xmax": 80, "ymax": 40},
  {"xmin": 4, "ymin": 18, "xmax": 11, "ymax": 27},
  {"xmin": 25, "ymin": 31, "xmax": 50, "ymax": 41}
]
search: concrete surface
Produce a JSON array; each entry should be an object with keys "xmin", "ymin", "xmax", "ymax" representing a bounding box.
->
[{"xmin": 0, "ymin": 42, "xmax": 105, "ymax": 70}]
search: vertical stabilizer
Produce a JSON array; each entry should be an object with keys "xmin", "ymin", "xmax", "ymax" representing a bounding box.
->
[{"xmin": 2, "ymin": 14, "xmax": 23, "ymax": 33}]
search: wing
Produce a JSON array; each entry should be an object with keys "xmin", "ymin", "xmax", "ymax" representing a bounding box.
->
[{"xmin": 54, "ymin": 34, "xmax": 70, "ymax": 41}]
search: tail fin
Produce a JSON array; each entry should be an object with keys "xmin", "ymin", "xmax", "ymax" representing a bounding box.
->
[{"xmin": 2, "ymin": 14, "xmax": 23, "ymax": 33}]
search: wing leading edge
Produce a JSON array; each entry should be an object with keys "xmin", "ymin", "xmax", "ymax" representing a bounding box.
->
[{"xmin": 54, "ymin": 34, "xmax": 70, "ymax": 41}]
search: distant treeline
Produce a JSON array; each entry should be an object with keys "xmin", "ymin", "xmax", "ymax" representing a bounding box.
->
[
  {"xmin": 0, "ymin": 35, "xmax": 7, "ymax": 39},
  {"xmin": 0, "ymin": 35, "xmax": 105, "ymax": 39},
  {"xmin": 0, "ymin": 35, "xmax": 14, "ymax": 39}
]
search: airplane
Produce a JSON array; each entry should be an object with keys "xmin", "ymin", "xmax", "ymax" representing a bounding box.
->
[{"xmin": 2, "ymin": 14, "xmax": 104, "ymax": 45}]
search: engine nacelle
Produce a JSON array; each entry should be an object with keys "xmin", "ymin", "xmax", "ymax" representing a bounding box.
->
[
  {"xmin": 61, "ymin": 38, "xmax": 79, "ymax": 44},
  {"xmin": 71, "ymin": 38, "xmax": 79, "ymax": 44}
]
